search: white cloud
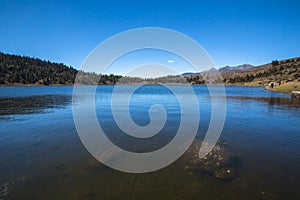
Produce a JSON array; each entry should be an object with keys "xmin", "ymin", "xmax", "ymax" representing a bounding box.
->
[{"xmin": 168, "ymin": 59, "xmax": 175, "ymax": 63}]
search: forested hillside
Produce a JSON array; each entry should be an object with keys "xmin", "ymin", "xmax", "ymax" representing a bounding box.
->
[
  {"xmin": 0, "ymin": 52, "xmax": 78, "ymax": 85},
  {"xmin": 0, "ymin": 52, "xmax": 123, "ymax": 85}
]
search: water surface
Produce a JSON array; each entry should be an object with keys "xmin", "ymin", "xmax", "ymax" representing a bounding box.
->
[{"xmin": 0, "ymin": 86, "xmax": 299, "ymax": 200}]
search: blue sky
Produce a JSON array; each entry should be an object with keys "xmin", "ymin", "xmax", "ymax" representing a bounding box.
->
[{"xmin": 0, "ymin": 0, "xmax": 299, "ymax": 75}]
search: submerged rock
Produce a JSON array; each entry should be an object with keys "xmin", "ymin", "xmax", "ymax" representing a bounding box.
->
[
  {"xmin": 217, "ymin": 138, "xmax": 228, "ymax": 145},
  {"xmin": 184, "ymin": 141, "xmax": 239, "ymax": 181},
  {"xmin": 212, "ymin": 166, "xmax": 236, "ymax": 180}
]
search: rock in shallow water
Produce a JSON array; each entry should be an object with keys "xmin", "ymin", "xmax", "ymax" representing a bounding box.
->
[
  {"xmin": 184, "ymin": 141, "xmax": 239, "ymax": 181},
  {"xmin": 212, "ymin": 166, "xmax": 236, "ymax": 180}
]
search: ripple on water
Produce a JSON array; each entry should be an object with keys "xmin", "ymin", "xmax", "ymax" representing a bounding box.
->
[
  {"xmin": 0, "ymin": 176, "xmax": 30, "ymax": 200},
  {"xmin": 0, "ymin": 95, "xmax": 71, "ymax": 121}
]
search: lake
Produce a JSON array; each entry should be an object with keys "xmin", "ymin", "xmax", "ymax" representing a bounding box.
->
[{"xmin": 0, "ymin": 85, "xmax": 300, "ymax": 200}]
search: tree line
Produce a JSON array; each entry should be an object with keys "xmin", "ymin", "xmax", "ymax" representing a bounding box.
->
[{"xmin": 0, "ymin": 52, "xmax": 197, "ymax": 85}]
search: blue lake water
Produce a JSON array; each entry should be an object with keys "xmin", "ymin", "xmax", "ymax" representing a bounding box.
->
[{"xmin": 0, "ymin": 85, "xmax": 300, "ymax": 200}]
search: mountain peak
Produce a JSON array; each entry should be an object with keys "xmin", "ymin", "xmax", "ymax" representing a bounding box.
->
[{"xmin": 218, "ymin": 64, "xmax": 254, "ymax": 73}]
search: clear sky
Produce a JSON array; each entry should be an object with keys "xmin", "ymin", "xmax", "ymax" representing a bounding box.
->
[{"xmin": 0, "ymin": 0, "xmax": 299, "ymax": 75}]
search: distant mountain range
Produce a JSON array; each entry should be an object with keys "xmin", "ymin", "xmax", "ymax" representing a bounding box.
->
[
  {"xmin": 181, "ymin": 64, "xmax": 255, "ymax": 76},
  {"xmin": 219, "ymin": 64, "xmax": 254, "ymax": 73}
]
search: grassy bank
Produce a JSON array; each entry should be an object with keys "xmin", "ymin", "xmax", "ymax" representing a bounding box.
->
[{"xmin": 265, "ymin": 81, "xmax": 300, "ymax": 94}]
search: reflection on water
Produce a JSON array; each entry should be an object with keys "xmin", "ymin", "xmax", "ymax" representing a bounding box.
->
[
  {"xmin": 227, "ymin": 96, "xmax": 300, "ymax": 109},
  {"xmin": 0, "ymin": 95, "xmax": 71, "ymax": 121}
]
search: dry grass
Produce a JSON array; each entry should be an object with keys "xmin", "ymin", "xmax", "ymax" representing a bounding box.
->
[{"xmin": 266, "ymin": 81, "xmax": 300, "ymax": 94}]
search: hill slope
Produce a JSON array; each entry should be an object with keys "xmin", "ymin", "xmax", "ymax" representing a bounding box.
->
[
  {"xmin": 184, "ymin": 57, "xmax": 300, "ymax": 87},
  {"xmin": 221, "ymin": 58, "xmax": 300, "ymax": 85},
  {"xmin": 0, "ymin": 52, "xmax": 122, "ymax": 85}
]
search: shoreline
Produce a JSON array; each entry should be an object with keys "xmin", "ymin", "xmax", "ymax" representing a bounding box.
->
[
  {"xmin": 264, "ymin": 81, "xmax": 300, "ymax": 94},
  {"xmin": 0, "ymin": 83, "xmax": 262, "ymax": 87},
  {"xmin": 1, "ymin": 82, "xmax": 298, "ymax": 93}
]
